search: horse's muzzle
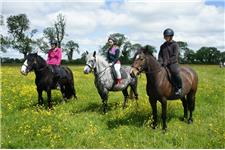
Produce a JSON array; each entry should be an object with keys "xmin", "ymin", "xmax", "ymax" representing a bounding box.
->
[
  {"xmin": 83, "ymin": 66, "xmax": 91, "ymax": 74},
  {"xmin": 130, "ymin": 68, "xmax": 139, "ymax": 77},
  {"xmin": 21, "ymin": 70, "xmax": 28, "ymax": 76},
  {"xmin": 21, "ymin": 65, "xmax": 28, "ymax": 76}
]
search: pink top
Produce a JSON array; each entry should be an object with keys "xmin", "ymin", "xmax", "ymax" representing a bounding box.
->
[
  {"xmin": 47, "ymin": 47, "xmax": 62, "ymax": 65},
  {"xmin": 109, "ymin": 47, "xmax": 117, "ymax": 55}
]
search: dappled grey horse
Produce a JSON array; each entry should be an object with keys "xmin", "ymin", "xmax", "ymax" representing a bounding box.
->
[{"xmin": 83, "ymin": 51, "xmax": 138, "ymax": 113}]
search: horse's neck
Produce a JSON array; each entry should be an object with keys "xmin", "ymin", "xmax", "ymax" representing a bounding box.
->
[
  {"xmin": 37, "ymin": 56, "xmax": 47, "ymax": 68},
  {"xmin": 34, "ymin": 56, "xmax": 48, "ymax": 75},
  {"xmin": 145, "ymin": 55, "xmax": 163, "ymax": 78},
  {"xmin": 95, "ymin": 56, "xmax": 109, "ymax": 74}
]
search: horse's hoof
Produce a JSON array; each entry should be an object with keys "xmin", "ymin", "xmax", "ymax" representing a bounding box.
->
[
  {"xmin": 188, "ymin": 119, "xmax": 193, "ymax": 124},
  {"xmin": 48, "ymin": 106, "xmax": 54, "ymax": 110},
  {"xmin": 180, "ymin": 117, "xmax": 184, "ymax": 121},
  {"xmin": 179, "ymin": 117, "xmax": 187, "ymax": 122},
  {"xmin": 150, "ymin": 123, "xmax": 157, "ymax": 129},
  {"xmin": 61, "ymin": 100, "xmax": 66, "ymax": 104},
  {"xmin": 162, "ymin": 128, "xmax": 167, "ymax": 134}
]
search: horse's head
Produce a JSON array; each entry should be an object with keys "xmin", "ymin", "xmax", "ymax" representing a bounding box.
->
[
  {"xmin": 130, "ymin": 47, "xmax": 148, "ymax": 77},
  {"xmin": 21, "ymin": 53, "xmax": 39, "ymax": 75},
  {"xmin": 83, "ymin": 51, "xmax": 97, "ymax": 74}
]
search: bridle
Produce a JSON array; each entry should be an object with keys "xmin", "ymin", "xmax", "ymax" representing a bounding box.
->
[
  {"xmin": 132, "ymin": 57, "xmax": 161, "ymax": 75},
  {"xmin": 85, "ymin": 62, "xmax": 111, "ymax": 79},
  {"xmin": 23, "ymin": 59, "xmax": 48, "ymax": 73}
]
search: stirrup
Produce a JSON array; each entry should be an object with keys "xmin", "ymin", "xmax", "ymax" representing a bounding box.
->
[
  {"xmin": 56, "ymin": 83, "xmax": 61, "ymax": 90},
  {"xmin": 175, "ymin": 88, "xmax": 182, "ymax": 96}
]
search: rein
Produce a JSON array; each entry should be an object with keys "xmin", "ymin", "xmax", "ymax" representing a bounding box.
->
[
  {"xmin": 94, "ymin": 65, "xmax": 111, "ymax": 79},
  {"xmin": 146, "ymin": 67, "xmax": 162, "ymax": 75},
  {"xmin": 35, "ymin": 65, "xmax": 48, "ymax": 72},
  {"xmin": 133, "ymin": 60, "xmax": 161, "ymax": 75}
]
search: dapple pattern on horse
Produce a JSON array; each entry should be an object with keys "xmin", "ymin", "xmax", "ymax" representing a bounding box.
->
[{"xmin": 84, "ymin": 51, "xmax": 138, "ymax": 113}]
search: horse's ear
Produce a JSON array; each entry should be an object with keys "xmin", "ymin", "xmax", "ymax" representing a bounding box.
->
[
  {"xmin": 86, "ymin": 51, "xmax": 89, "ymax": 55},
  {"xmin": 93, "ymin": 51, "xmax": 96, "ymax": 58},
  {"xmin": 142, "ymin": 46, "xmax": 148, "ymax": 54}
]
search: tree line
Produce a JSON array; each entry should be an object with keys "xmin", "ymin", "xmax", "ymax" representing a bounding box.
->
[{"xmin": 1, "ymin": 13, "xmax": 224, "ymax": 65}]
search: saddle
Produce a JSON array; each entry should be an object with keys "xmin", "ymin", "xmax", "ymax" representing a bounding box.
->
[
  {"xmin": 111, "ymin": 66, "xmax": 128, "ymax": 80},
  {"xmin": 49, "ymin": 66, "xmax": 68, "ymax": 80},
  {"xmin": 164, "ymin": 67, "xmax": 178, "ymax": 89}
]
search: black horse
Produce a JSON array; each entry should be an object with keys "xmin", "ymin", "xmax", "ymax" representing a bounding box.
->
[{"xmin": 21, "ymin": 53, "xmax": 77, "ymax": 108}]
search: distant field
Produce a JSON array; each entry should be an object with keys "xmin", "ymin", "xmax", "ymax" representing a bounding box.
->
[{"xmin": 1, "ymin": 65, "xmax": 225, "ymax": 148}]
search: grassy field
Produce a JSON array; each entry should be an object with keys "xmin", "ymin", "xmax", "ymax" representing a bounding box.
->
[{"xmin": 1, "ymin": 65, "xmax": 225, "ymax": 148}]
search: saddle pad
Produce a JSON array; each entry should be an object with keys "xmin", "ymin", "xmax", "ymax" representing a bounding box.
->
[{"xmin": 111, "ymin": 67, "xmax": 128, "ymax": 79}]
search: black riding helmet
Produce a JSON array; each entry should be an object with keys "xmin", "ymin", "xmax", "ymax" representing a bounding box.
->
[
  {"xmin": 163, "ymin": 28, "xmax": 174, "ymax": 36},
  {"xmin": 50, "ymin": 39, "xmax": 58, "ymax": 46}
]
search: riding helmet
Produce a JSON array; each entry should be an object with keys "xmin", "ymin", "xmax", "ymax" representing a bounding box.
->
[
  {"xmin": 50, "ymin": 39, "xmax": 58, "ymax": 45},
  {"xmin": 163, "ymin": 28, "xmax": 174, "ymax": 36},
  {"xmin": 108, "ymin": 36, "xmax": 118, "ymax": 45}
]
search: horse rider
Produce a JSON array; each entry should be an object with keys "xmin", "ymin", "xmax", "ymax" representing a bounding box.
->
[
  {"xmin": 158, "ymin": 28, "xmax": 182, "ymax": 96},
  {"xmin": 107, "ymin": 36, "xmax": 122, "ymax": 88},
  {"xmin": 47, "ymin": 39, "xmax": 62, "ymax": 89}
]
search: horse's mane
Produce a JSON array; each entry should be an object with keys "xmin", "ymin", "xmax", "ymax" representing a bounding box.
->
[
  {"xmin": 36, "ymin": 55, "xmax": 47, "ymax": 66},
  {"xmin": 134, "ymin": 48, "xmax": 161, "ymax": 68},
  {"xmin": 96, "ymin": 55, "xmax": 108, "ymax": 63},
  {"xmin": 87, "ymin": 53, "xmax": 109, "ymax": 67}
]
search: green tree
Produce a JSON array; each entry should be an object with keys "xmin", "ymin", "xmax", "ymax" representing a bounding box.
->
[
  {"xmin": 196, "ymin": 47, "xmax": 221, "ymax": 64},
  {"xmin": 35, "ymin": 38, "xmax": 49, "ymax": 54},
  {"xmin": 100, "ymin": 33, "xmax": 127, "ymax": 56},
  {"xmin": 6, "ymin": 14, "xmax": 37, "ymax": 58},
  {"xmin": 64, "ymin": 40, "xmax": 79, "ymax": 61},
  {"xmin": 177, "ymin": 41, "xmax": 189, "ymax": 63},
  {"xmin": 220, "ymin": 51, "xmax": 225, "ymax": 62},
  {"xmin": 0, "ymin": 34, "xmax": 11, "ymax": 52},
  {"xmin": 43, "ymin": 13, "xmax": 66, "ymax": 48},
  {"xmin": 43, "ymin": 27, "xmax": 56, "ymax": 42},
  {"xmin": 186, "ymin": 49, "xmax": 196, "ymax": 64},
  {"xmin": 54, "ymin": 13, "xmax": 66, "ymax": 48},
  {"xmin": 143, "ymin": 44, "xmax": 157, "ymax": 55}
]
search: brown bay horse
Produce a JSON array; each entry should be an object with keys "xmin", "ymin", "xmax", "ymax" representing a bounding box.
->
[{"xmin": 130, "ymin": 48, "xmax": 198, "ymax": 130}]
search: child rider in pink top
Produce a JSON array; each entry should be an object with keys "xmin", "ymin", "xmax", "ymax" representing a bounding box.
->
[{"xmin": 47, "ymin": 40, "xmax": 62, "ymax": 88}]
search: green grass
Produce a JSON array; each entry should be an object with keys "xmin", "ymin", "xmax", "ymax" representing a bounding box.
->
[{"xmin": 1, "ymin": 65, "xmax": 225, "ymax": 148}]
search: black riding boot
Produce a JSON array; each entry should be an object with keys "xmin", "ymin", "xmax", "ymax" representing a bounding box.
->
[
  {"xmin": 52, "ymin": 65, "xmax": 61, "ymax": 89},
  {"xmin": 174, "ymin": 74, "xmax": 182, "ymax": 96}
]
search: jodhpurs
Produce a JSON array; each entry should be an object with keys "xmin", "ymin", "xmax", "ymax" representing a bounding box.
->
[
  {"xmin": 114, "ymin": 63, "xmax": 121, "ymax": 79},
  {"xmin": 168, "ymin": 63, "xmax": 182, "ymax": 89}
]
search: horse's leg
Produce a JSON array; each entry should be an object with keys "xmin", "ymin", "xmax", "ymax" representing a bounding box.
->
[
  {"xmin": 130, "ymin": 81, "xmax": 139, "ymax": 100},
  {"xmin": 47, "ymin": 88, "xmax": 52, "ymax": 109},
  {"xmin": 37, "ymin": 88, "xmax": 43, "ymax": 105},
  {"xmin": 181, "ymin": 97, "xmax": 188, "ymax": 121},
  {"xmin": 161, "ymin": 97, "xmax": 167, "ymax": 130},
  {"xmin": 187, "ymin": 91, "xmax": 196, "ymax": 124},
  {"xmin": 149, "ymin": 98, "xmax": 157, "ymax": 129},
  {"xmin": 60, "ymin": 85, "xmax": 66, "ymax": 100},
  {"xmin": 72, "ymin": 84, "xmax": 77, "ymax": 99},
  {"xmin": 122, "ymin": 87, "xmax": 129, "ymax": 109},
  {"xmin": 99, "ymin": 89, "xmax": 108, "ymax": 113}
]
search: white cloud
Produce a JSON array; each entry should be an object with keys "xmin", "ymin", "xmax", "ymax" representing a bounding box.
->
[{"xmin": 1, "ymin": 0, "xmax": 224, "ymax": 59}]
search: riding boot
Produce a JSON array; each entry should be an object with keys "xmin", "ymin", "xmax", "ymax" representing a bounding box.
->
[
  {"xmin": 52, "ymin": 72, "xmax": 61, "ymax": 89},
  {"xmin": 114, "ymin": 78, "xmax": 123, "ymax": 89},
  {"xmin": 174, "ymin": 74, "xmax": 182, "ymax": 96}
]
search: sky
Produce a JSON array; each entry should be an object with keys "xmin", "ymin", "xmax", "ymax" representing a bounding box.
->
[{"xmin": 1, "ymin": 0, "xmax": 225, "ymax": 59}]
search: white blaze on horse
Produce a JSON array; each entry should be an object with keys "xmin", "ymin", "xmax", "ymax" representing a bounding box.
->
[{"xmin": 83, "ymin": 51, "xmax": 138, "ymax": 113}]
